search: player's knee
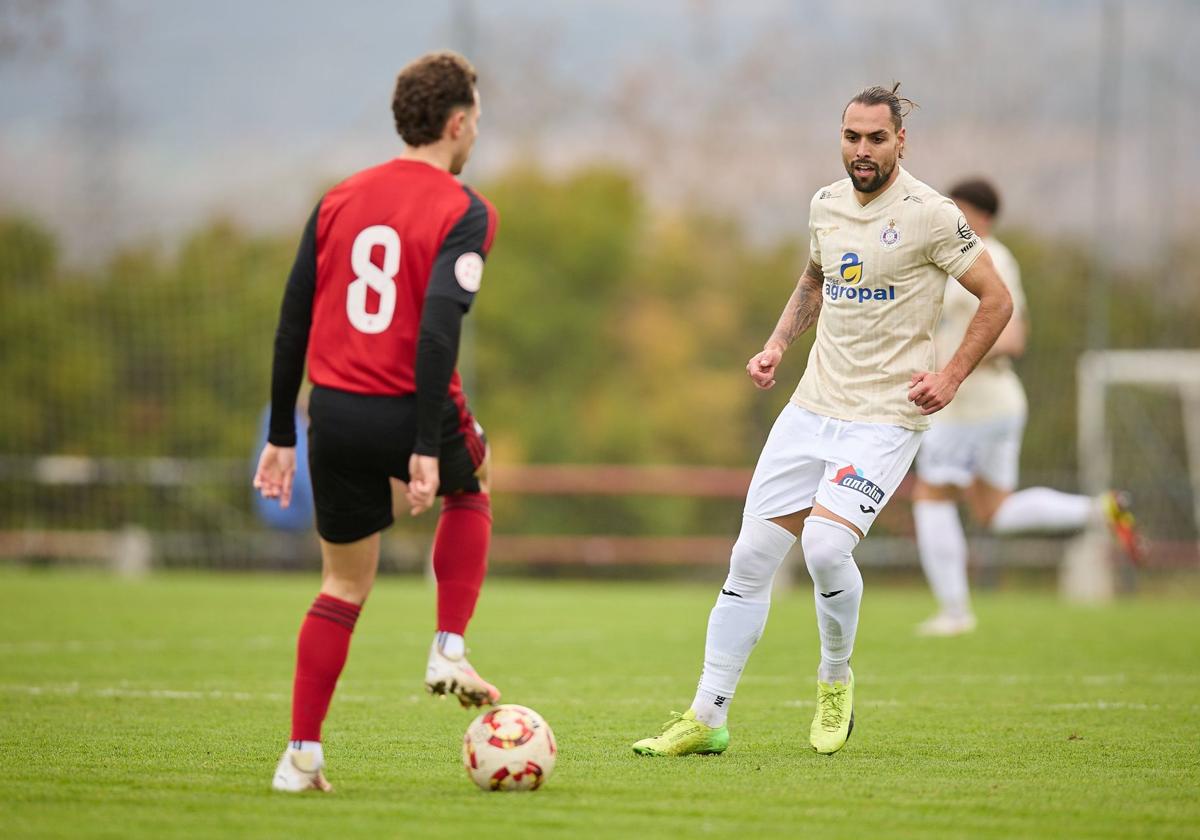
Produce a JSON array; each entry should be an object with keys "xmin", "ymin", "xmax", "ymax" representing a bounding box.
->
[
  {"xmin": 724, "ymin": 514, "xmax": 794, "ymax": 600},
  {"xmin": 800, "ymin": 516, "xmax": 859, "ymax": 576},
  {"xmin": 974, "ymin": 505, "xmax": 997, "ymax": 529},
  {"xmin": 320, "ymin": 576, "xmax": 374, "ymax": 606},
  {"xmin": 968, "ymin": 487, "xmax": 1008, "ymax": 528},
  {"xmin": 912, "ymin": 479, "xmax": 958, "ymax": 503}
]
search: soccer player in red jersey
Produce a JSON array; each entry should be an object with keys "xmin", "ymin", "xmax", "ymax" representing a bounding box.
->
[{"xmin": 253, "ymin": 51, "xmax": 501, "ymax": 793}]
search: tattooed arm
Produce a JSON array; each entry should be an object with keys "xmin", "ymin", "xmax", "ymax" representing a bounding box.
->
[{"xmin": 747, "ymin": 259, "xmax": 824, "ymax": 390}]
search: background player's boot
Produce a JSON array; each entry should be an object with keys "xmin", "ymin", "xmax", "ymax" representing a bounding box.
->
[
  {"xmin": 632, "ymin": 709, "xmax": 729, "ymax": 757},
  {"xmin": 1102, "ymin": 490, "xmax": 1144, "ymax": 566},
  {"xmin": 810, "ymin": 669, "xmax": 854, "ymax": 755},
  {"xmin": 425, "ymin": 640, "xmax": 501, "ymax": 707},
  {"xmin": 916, "ymin": 612, "xmax": 977, "ymax": 637},
  {"xmin": 272, "ymin": 745, "xmax": 333, "ymax": 793}
]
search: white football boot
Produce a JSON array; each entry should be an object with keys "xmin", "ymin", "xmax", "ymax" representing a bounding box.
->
[
  {"xmin": 271, "ymin": 744, "xmax": 333, "ymax": 793},
  {"xmin": 916, "ymin": 612, "xmax": 977, "ymax": 637},
  {"xmin": 424, "ymin": 640, "xmax": 501, "ymax": 708}
]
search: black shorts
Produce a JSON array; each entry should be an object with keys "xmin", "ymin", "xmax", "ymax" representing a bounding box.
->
[{"xmin": 307, "ymin": 385, "xmax": 487, "ymax": 543}]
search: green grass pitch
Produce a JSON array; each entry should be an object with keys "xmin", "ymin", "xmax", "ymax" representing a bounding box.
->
[{"xmin": 1, "ymin": 568, "xmax": 1198, "ymax": 839}]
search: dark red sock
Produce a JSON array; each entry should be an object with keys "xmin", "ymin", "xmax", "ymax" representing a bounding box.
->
[
  {"xmin": 290, "ymin": 593, "xmax": 361, "ymax": 742},
  {"xmin": 433, "ymin": 492, "xmax": 492, "ymax": 635}
]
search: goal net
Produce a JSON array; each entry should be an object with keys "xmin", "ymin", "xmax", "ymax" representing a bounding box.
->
[{"xmin": 1066, "ymin": 350, "xmax": 1200, "ymax": 600}]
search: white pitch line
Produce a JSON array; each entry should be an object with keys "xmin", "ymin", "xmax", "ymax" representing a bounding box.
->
[
  {"xmin": 0, "ymin": 633, "xmax": 436, "ymax": 655},
  {"xmin": 0, "ymin": 639, "xmax": 170, "ymax": 654},
  {"xmin": 781, "ymin": 698, "xmax": 904, "ymax": 709},
  {"xmin": 0, "ymin": 683, "xmax": 384, "ymax": 704},
  {"xmin": 1048, "ymin": 701, "xmax": 1156, "ymax": 711},
  {"xmin": 4, "ymin": 684, "xmax": 1194, "ymax": 713},
  {"xmin": 849, "ymin": 673, "xmax": 1200, "ymax": 686},
  {"xmin": 0, "ymin": 638, "xmax": 281, "ymax": 655},
  {"xmin": 1050, "ymin": 700, "xmax": 1200, "ymax": 712}
]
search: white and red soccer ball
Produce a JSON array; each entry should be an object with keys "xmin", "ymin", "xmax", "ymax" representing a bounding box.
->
[{"xmin": 462, "ymin": 704, "xmax": 556, "ymax": 792}]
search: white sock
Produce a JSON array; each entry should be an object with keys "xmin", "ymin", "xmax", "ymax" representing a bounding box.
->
[
  {"xmin": 914, "ymin": 500, "xmax": 971, "ymax": 618},
  {"xmin": 801, "ymin": 516, "xmax": 862, "ymax": 684},
  {"xmin": 695, "ymin": 514, "xmax": 797, "ymax": 725},
  {"xmin": 990, "ymin": 488, "xmax": 1094, "ymax": 535},
  {"xmin": 288, "ymin": 740, "xmax": 323, "ymax": 763},
  {"xmin": 436, "ymin": 631, "xmax": 465, "ymax": 659},
  {"xmin": 691, "ymin": 687, "xmax": 733, "ymax": 728}
]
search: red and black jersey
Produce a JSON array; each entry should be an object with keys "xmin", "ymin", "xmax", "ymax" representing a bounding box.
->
[{"xmin": 268, "ymin": 158, "xmax": 498, "ymax": 455}]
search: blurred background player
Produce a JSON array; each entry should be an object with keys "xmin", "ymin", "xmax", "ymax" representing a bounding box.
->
[
  {"xmin": 253, "ymin": 51, "xmax": 501, "ymax": 792},
  {"xmin": 632, "ymin": 85, "xmax": 1013, "ymax": 758},
  {"xmin": 911, "ymin": 178, "xmax": 1141, "ymax": 637}
]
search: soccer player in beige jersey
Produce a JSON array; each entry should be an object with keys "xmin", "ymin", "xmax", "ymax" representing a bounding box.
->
[
  {"xmin": 633, "ymin": 85, "xmax": 1014, "ymax": 758},
  {"xmin": 912, "ymin": 178, "xmax": 1141, "ymax": 637}
]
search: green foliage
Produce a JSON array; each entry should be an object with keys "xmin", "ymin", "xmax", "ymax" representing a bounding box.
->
[
  {"xmin": 0, "ymin": 165, "xmax": 815, "ymax": 469},
  {"xmin": 0, "ymin": 167, "xmax": 1197, "ymax": 535},
  {"xmin": 0, "ymin": 215, "xmax": 56, "ymax": 288},
  {"xmin": 2, "ymin": 570, "xmax": 1199, "ymax": 838},
  {"xmin": 474, "ymin": 166, "xmax": 804, "ymax": 468},
  {"xmin": 472, "ymin": 166, "xmax": 646, "ymax": 463},
  {"xmin": 0, "ymin": 219, "xmax": 291, "ymax": 457}
]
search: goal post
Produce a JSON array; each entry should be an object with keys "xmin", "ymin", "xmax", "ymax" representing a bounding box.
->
[{"xmin": 1070, "ymin": 350, "xmax": 1200, "ymax": 601}]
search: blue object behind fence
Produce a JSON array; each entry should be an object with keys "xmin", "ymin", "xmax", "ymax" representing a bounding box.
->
[{"xmin": 252, "ymin": 407, "xmax": 314, "ymax": 531}]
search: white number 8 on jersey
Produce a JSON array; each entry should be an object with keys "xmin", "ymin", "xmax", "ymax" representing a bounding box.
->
[{"xmin": 347, "ymin": 225, "xmax": 400, "ymax": 334}]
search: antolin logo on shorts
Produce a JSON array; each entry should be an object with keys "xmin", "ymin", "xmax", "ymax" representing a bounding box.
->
[
  {"xmin": 825, "ymin": 252, "xmax": 895, "ymax": 303},
  {"xmin": 830, "ymin": 464, "xmax": 885, "ymax": 504}
]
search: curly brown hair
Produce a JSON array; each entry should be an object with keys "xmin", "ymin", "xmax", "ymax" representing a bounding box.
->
[{"xmin": 391, "ymin": 51, "xmax": 477, "ymax": 147}]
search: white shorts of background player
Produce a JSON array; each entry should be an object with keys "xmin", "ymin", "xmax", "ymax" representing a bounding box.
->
[{"xmin": 915, "ymin": 412, "xmax": 1025, "ymax": 492}]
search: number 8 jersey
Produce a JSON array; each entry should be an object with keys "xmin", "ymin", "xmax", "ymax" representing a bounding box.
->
[
  {"xmin": 309, "ymin": 158, "xmax": 497, "ymax": 394},
  {"xmin": 268, "ymin": 159, "xmax": 499, "ymax": 447}
]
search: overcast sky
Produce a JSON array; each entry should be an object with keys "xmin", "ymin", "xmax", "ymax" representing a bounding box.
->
[{"xmin": 1, "ymin": 0, "xmax": 1197, "ymax": 263}]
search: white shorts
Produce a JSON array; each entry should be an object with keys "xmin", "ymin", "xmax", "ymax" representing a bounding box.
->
[
  {"xmin": 915, "ymin": 413, "xmax": 1025, "ymax": 491},
  {"xmin": 744, "ymin": 403, "xmax": 923, "ymax": 536}
]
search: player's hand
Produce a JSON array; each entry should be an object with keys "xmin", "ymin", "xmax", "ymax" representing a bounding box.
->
[
  {"xmin": 747, "ymin": 343, "xmax": 785, "ymax": 390},
  {"xmin": 908, "ymin": 370, "xmax": 960, "ymax": 415},
  {"xmin": 253, "ymin": 444, "xmax": 297, "ymax": 508},
  {"xmin": 406, "ymin": 454, "xmax": 440, "ymax": 516}
]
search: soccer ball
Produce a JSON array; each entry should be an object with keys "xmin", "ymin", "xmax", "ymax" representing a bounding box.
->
[{"xmin": 462, "ymin": 704, "xmax": 557, "ymax": 792}]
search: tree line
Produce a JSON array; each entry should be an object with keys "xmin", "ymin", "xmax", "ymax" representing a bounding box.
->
[{"xmin": 1, "ymin": 164, "xmax": 1194, "ymax": 537}]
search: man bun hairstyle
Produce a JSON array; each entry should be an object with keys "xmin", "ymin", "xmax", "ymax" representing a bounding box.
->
[
  {"xmin": 392, "ymin": 51, "xmax": 478, "ymax": 147},
  {"xmin": 844, "ymin": 82, "xmax": 918, "ymax": 131},
  {"xmin": 948, "ymin": 178, "xmax": 1001, "ymax": 218}
]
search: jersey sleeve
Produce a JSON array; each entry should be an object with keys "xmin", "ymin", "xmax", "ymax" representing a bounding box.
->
[
  {"xmin": 267, "ymin": 200, "xmax": 320, "ymax": 447},
  {"xmin": 412, "ymin": 297, "xmax": 464, "ymax": 456},
  {"xmin": 807, "ymin": 190, "xmax": 824, "ymax": 267},
  {"xmin": 412, "ymin": 189, "xmax": 498, "ymax": 457},
  {"xmin": 425, "ymin": 188, "xmax": 496, "ymax": 311},
  {"xmin": 926, "ymin": 197, "xmax": 984, "ymax": 279}
]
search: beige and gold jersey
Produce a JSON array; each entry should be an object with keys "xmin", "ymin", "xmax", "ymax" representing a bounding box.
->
[
  {"xmin": 933, "ymin": 236, "xmax": 1027, "ymax": 424},
  {"xmin": 791, "ymin": 167, "xmax": 985, "ymax": 431}
]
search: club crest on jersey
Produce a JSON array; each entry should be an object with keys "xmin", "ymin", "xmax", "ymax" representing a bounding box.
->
[
  {"xmin": 880, "ymin": 220, "xmax": 900, "ymax": 249},
  {"xmin": 830, "ymin": 464, "xmax": 885, "ymax": 504},
  {"xmin": 839, "ymin": 252, "xmax": 864, "ymax": 286},
  {"xmin": 455, "ymin": 252, "xmax": 484, "ymax": 293}
]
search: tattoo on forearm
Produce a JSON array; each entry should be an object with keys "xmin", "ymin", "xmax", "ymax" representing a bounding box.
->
[{"xmin": 769, "ymin": 260, "xmax": 824, "ymax": 348}]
